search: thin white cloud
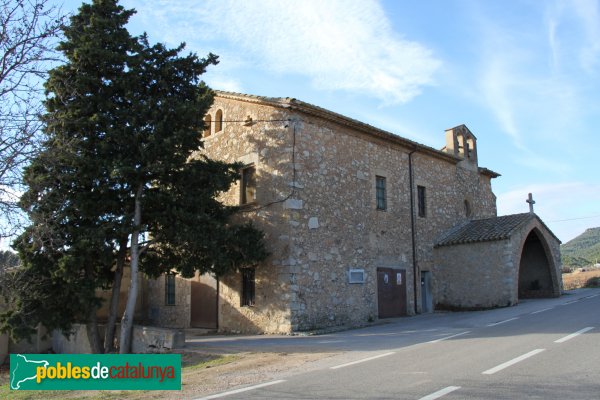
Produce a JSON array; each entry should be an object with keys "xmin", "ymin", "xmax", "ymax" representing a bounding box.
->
[
  {"xmin": 480, "ymin": 58, "xmax": 522, "ymax": 148},
  {"xmin": 547, "ymin": 0, "xmax": 600, "ymax": 74},
  {"xmin": 570, "ymin": 0, "xmax": 600, "ymax": 72},
  {"xmin": 468, "ymin": 2, "xmax": 593, "ymax": 174},
  {"xmin": 126, "ymin": 0, "xmax": 441, "ymax": 104}
]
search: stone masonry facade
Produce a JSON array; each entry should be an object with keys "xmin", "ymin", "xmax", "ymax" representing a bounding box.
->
[
  {"xmin": 433, "ymin": 214, "xmax": 562, "ymax": 309},
  {"xmin": 142, "ymin": 91, "xmax": 565, "ymax": 333},
  {"xmin": 178, "ymin": 92, "xmax": 501, "ymax": 333}
]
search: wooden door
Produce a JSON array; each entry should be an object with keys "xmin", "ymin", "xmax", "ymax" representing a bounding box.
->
[
  {"xmin": 377, "ymin": 268, "xmax": 407, "ymax": 318},
  {"xmin": 190, "ymin": 273, "xmax": 218, "ymax": 328}
]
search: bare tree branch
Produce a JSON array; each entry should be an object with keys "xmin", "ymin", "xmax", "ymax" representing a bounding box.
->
[{"xmin": 0, "ymin": 0, "xmax": 65, "ymax": 239}]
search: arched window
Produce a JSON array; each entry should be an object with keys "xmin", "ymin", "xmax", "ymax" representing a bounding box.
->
[
  {"xmin": 215, "ymin": 109, "xmax": 223, "ymax": 133},
  {"xmin": 203, "ymin": 114, "xmax": 212, "ymax": 137},
  {"xmin": 457, "ymin": 134, "xmax": 465, "ymax": 157},
  {"xmin": 466, "ymin": 138, "xmax": 475, "ymax": 159}
]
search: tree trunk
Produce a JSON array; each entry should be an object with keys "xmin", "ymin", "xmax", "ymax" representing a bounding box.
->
[
  {"xmin": 103, "ymin": 236, "xmax": 127, "ymax": 353},
  {"xmin": 119, "ymin": 184, "xmax": 143, "ymax": 354},
  {"xmin": 86, "ymin": 308, "xmax": 103, "ymax": 354}
]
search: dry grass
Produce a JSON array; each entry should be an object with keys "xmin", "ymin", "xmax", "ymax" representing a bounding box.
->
[{"xmin": 562, "ymin": 269, "xmax": 600, "ymax": 290}]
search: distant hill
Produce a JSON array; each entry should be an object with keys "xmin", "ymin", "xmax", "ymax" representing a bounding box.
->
[{"xmin": 561, "ymin": 227, "xmax": 600, "ymax": 268}]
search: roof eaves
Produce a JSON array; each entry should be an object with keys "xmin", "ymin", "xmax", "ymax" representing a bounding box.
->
[{"xmin": 479, "ymin": 167, "xmax": 501, "ymax": 178}]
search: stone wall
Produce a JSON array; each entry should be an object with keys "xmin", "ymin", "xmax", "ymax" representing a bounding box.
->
[
  {"xmin": 4, "ymin": 325, "xmax": 52, "ymax": 356},
  {"xmin": 433, "ymin": 239, "xmax": 515, "ymax": 309},
  {"xmin": 433, "ymin": 216, "xmax": 562, "ymax": 310},
  {"xmin": 52, "ymin": 324, "xmax": 184, "ymax": 354},
  {"xmin": 145, "ymin": 274, "xmax": 191, "ymax": 329},
  {"xmin": 283, "ymin": 115, "xmax": 416, "ymax": 329},
  {"xmin": 412, "ymin": 154, "xmax": 497, "ymax": 311},
  {"xmin": 200, "ymin": 96, "xmax": 294, "ymax": 333},
  {"xmin": 197, "ymin": 93, "xmax": 499, "ymax": 332}
]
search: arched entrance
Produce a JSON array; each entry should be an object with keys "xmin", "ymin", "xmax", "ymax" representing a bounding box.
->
[{"xmin": 518, "ymin": 230, "xmax": 557, "ymax": 299}]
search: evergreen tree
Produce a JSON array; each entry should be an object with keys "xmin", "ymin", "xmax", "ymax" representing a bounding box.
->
[{"xmin": 1, "ymin": 0, "xmax": 267, "ymax": 353}]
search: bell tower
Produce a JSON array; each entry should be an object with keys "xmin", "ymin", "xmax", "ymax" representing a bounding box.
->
[{"xmin": 444, "ymin": 124, "xmax": 478, "ymax": 170}]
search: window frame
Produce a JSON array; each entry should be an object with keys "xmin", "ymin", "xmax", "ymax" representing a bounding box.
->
[
  {"xmin": 203, "ymin": 114, "xmax": 212, "ymax": 137},
  {"xmin": 215, "ymin": 109, "xmax": 223, "ymax": 132},
  {"xmin": 240, "ymin": 165, "xmax": 257, "ymax": 205},
  {"xmin": 375, "ymin": 175, "xmax": 387, "ymax": 211},
  {"xmin": 165, "ymin": 273, "xmax": 176, "ymax": 306},
  {"xmin": 417, "ymin": 185, "xmax": 426, "ymax": 218},
  {"xmin": 241, "ymin": 268, "xmax": 256, "ymax": 307}
]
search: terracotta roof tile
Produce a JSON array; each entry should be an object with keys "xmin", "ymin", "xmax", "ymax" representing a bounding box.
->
[{"xmin": 435, "ymin": 213, "xmax": 536, "ymax": 247}]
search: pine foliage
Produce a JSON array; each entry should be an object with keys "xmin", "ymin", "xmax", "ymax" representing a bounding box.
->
[{"xmin": 1, "ymin": 0, "xmax": 268, "ymax": 347}]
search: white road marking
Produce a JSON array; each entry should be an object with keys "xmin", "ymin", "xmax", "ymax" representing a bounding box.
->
[
  {"xmin": 427, "ymin": 331, "xmax": 470, "ymax": 344},
  {"xmin": 586, "ymin": 294, "xmax": 599, "ymax": 299},
  {"xmin": 330, "ymin": 351, "xmax": 396, "ymax": 370},
  {"xmin": 195, "ymin": 380, "xmax": 286, "ymax": 399},
  {"xmin": 530, "ymin": 308, "xmax": 553, "ymax": 314},
  {"xmin": 482, "ymin": 349, "xmax": 545, "ymax": 375},
  {"xmin": 554, "ymin": 327, "xmax": 594, "ymax": 343},
  {"xmin": 559, "ymin": 298, "xmax": 581, "ymax": 305},
  {"xmin": 418, "ymin": 386, "xmax": 462, "ymax": 400},
  {"xmin": 317, "ymin": 340, "xmax": 345, "ymax": 344},
  {"xmin": 486, "ymin": 317, "xmax": 519, "ymax": 327}
]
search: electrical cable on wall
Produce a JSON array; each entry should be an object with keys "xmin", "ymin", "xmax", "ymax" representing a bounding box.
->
[
  {"xmin": 238, "ymin": 118, "xmax": 299, "ymax": 213},
  {"xmin": 201, "ymin": 113, "xmax": 300, "ymax": 212}
]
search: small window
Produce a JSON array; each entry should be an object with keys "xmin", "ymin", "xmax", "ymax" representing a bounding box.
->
[
  {"xmin": 241, "ymin": 268, "xmax": 255, "ymax": 307},
  {"xmin": 417, "ymin": 186, "xmax": 426, "ymax": 217},
  {"xmin": 376, "ymin": 176, "xmax": 386, "ymax": 210},
  {"xmin": 241, "ymin": 165, "xmax": 256, "ymax": 205},
  {"xmin": 215, "ymin": 109, "xmax": 223, "ymax": 132},
  {"xmin": 203, "ymin": 114, "xmax": 212, "ymax": 137},
  {"xmin": 348, "ymin": 269, "xmax": 365, "ymax": 284},
  {"xmin": 464, "ymin": 199, "xmax": 472, "ymax": 218},
  {"xmin": 165, "ymin": 273, "xmax": 176, "ymax": 306}
]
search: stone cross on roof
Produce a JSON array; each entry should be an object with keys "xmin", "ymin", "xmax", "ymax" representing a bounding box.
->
[{"xmin": 526, "ymin": 193, "xmax": 535, "ymax": 214}]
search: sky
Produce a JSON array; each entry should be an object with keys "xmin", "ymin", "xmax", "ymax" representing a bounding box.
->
[{"xmin": 34, "ymin": 0, "xmax": 600, "ymax": 244}]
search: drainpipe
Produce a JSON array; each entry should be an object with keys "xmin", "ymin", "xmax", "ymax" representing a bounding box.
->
[{"xmin": 408, "ymin": 148, "xmax": 418, "ymax": 315}]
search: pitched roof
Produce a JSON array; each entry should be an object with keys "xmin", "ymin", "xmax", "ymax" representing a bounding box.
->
[{"xmin": 434, "ymin": 213, "xmax": 560, "ymax": 247}]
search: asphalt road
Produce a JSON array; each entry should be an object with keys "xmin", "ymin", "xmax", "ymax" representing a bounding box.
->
[{"xmin": 191, "ymin": 288, "xmax": 600, "ymax": 400}]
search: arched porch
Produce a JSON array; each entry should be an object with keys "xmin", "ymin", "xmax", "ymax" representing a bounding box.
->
[{"xmin": 517, "ymin": 229, "xmax": 560, "ymax": 299}]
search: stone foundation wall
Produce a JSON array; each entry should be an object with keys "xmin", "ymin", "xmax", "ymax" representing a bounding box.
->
[
  {"xmin": 145, "ymin": 274, "xmax": 191, "ymax": 329},
  {"xmin": 433, "ymin": 239, "xmax": 515, "ymax": 309},
  {"xmin": 52, "ymin": 324, "xmax": 184, "ymax": 354},
  {"xmin": 6, "ymin": 325, "xmax": 52, "ymax": 356}
]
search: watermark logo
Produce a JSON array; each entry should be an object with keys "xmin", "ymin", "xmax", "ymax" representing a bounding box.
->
[{"xmin": 10, "ymin": 354, "xmax": 181, "ymax": 390}]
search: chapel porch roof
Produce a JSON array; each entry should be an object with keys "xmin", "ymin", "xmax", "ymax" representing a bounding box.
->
[{"xmin": 435, "ymin": 213, "xmax": 560, "ymax": 247}]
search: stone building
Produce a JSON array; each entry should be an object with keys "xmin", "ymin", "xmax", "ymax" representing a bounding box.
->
[{"xmin": 144, "ymin": 91, "xmax": 562, "ymax": 333}]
